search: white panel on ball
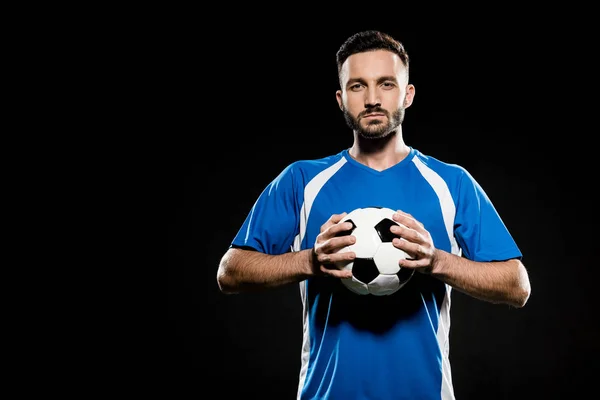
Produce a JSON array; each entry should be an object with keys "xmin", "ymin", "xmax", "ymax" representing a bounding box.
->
[
  {"xmin": 341, "ymin": 277, "xmax": 370, "ymax": 295},
  {"xmin": 368, "ymin": 274, "xmax": 402, "ymax": 296},
  {"xmin": 374, "ymin": 242, "xmax": 406, "ymax": 275}
]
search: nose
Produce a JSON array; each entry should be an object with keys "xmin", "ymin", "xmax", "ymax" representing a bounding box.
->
[{"xmin": 365, "ymin": 88, "xmax": 381, "ymax": 108}]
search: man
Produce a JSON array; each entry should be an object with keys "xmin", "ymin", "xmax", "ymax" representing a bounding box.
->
[{"xmin": 217, "ymin": 30, "xmax": 531, "ymax": 400}]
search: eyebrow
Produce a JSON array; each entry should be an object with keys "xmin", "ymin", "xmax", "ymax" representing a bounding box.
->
[{"xmin": 346, "ymin": 75, "xmax": 398, "ymax": 88}]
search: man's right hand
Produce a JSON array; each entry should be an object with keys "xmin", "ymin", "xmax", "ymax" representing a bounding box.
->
[{"xmin": 312, "ymin": 212, "xmax": 356, "ymax": 278}]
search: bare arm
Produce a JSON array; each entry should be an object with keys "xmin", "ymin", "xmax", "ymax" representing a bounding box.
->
[
  {"xmin": 428, "ymin": 252, "xmax": 531, "ymax": 307},
  {"xmin": 217, "ymin": 213, "xmax": 357, "ymax": 294},
  {"xmin": 216, "ymin": 247, "xmax": 315, "ymax": 294},
  {"xmin": 391, "ymin": 210, "xmax": 531, "ymax": 308}
]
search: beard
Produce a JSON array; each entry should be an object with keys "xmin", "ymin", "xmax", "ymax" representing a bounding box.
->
[{"xmin": 343, "ymin": 105, "xmax": 405, "ymax": 139}]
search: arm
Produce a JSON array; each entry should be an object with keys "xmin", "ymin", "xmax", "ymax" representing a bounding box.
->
[
  {"xmin": 428, "ymin": 251, "xmax": 531, "ymax": 308},
  {"xmin": 216, "ymin": 247, "xmax": 315, "ymax": 294},
  {"xmin": 391, "ymin": 210, "xmax": 531, "ymax": 308},
  {"xmin": 217, "ymin": 213, "xmax": 356, "ymax": 294}
]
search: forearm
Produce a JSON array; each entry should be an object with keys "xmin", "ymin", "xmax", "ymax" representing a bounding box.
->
[
  {"xmin": 216, "ymin": 248, "xmax": 316, "ymax": 294},
  {"xmin": 430, "ymin": 250, "xmax": 531, "ymax": 308}
]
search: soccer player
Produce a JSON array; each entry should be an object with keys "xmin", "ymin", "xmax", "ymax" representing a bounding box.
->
[{"xmin": 216, "ymin": 30, "xmax": 531, "ymax": 400}]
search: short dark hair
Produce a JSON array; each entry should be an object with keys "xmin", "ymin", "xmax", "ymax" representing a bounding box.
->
[{"xmin": 336, "ymin": 30, "xmax": 410, "ymax": 84}]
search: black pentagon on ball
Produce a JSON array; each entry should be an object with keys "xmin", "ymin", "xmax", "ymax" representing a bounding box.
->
[
  {"xmin": 374, "ymin": 218, "xmax": 400, "ymax": 242},
  {"xmin": 352, "ymin": 257, "xmax": 415, "ymax": 285},
  {"xmin": 397, "ymin": 265, "xmax": 414, "ymax": 282},
  {"xmin": 351, "ymin": 258, "xmax": 380, "ymax": 283}
]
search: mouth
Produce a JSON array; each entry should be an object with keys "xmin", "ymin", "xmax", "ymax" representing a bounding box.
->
[{"xmin": 362, "ymin": 113, "xmax": 386, "ymax": 119}]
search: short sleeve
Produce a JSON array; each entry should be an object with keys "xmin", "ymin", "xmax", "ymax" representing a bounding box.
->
[
  {"xmin": 453, "ymin": 169, "xmax": 522, "ymax": 262},
  {"xmin": 231, "ymin": 163, "xmax": 301, "ymax": 255}
]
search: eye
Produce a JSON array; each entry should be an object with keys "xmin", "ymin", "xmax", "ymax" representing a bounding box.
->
[
  {"xmin": 382, "ymin": 82, "xmax": 396, "ymax": 89},
  {"xmin": 349, "ymin": 83, "xmax": 363, "ymax": 91}
]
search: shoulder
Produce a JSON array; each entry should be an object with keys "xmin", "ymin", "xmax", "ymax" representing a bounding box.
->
[
  {"xmin": 277, "ymin": 150, "xmax": 348, "ymax": 181},
  {"xmin": 412, "ymin": 149, "xmax": 471, "ymax": 181},
  {"xmin": 411, "ymin": 149, "xmax": 489, "ymax": 202}
]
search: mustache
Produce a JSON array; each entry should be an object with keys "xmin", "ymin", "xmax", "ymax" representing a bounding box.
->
[{"xmin": 359, "ymin": 108, "xmax": 388, "ymax": 118}]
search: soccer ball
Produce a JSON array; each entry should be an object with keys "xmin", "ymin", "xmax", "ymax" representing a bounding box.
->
[{"xmin": 334, "ymin": 206, "xmax": 414, "ymax": 296}]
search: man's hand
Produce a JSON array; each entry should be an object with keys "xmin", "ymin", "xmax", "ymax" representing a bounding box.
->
[
  {"xmin": 312, "ymin": 212, "xmax": 356, "ymax": 278},
  {"xmin": 390, "ymin": 210, "xmax": 438, "ymax": 274}
]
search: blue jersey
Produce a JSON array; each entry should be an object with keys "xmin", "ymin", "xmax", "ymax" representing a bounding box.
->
[{"xmin": 231, "ymin": 147, "xmax": 521, "ymax": 400}]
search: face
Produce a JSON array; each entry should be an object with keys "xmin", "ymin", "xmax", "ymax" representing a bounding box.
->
[{"xmin": 336, "ymin": 49, "xmax": 415, "ymax": 139}]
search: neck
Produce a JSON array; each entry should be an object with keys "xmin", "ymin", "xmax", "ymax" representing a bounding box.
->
[{"xmin": 348, "ymin": 128, "xmax": 410, "ymax": 171}]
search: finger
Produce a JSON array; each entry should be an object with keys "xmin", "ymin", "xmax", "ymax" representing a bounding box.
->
[
  {"xmin": 329, "ymin": 249, "xmax": 356, "ymax": 264},
  {"xmin": 320, "ymin": 235, "xmax": 356, "ymax": 253},
  {"xmin": 398, "ymin": 257, "xmax": 429, "ymax": 270},
  {"xmin": 320, "ymin": 212, "xmax": 348, "ymax": 233},
  {"xmin": 393, "ymin": 211, "xmax": 425, "ymax": 231},
  {"xmin": 329, "ymin": 221, "xmax": 355, "ymax": 237},
  {"xmin": 316, "ymin": 247, "xmax": 356, "ymax": 265},
  {"xmin": 392, "ymin": 237, "xmax": 421, "ymax": 259},
  {"xmin": 390, "ymin": 223, "xmax": 421, "ymax": 243},
  {"xmin": 331, "ymin": 212, "xmax": 348, "ymax": 223},
  {"xmin": 321, "ymin": 265, "xmax": 352, "ymax": 279},
  {"xmin": 395, "ymin": 209, "xmax": 412, "ymax": 218}
]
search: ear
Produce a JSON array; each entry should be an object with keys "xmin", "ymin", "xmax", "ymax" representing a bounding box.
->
[
  {"xmin": 335, "ymin": 90, "xmax": 344, "ymax": 111},
  {"xmin": 403, "ymin": 84, "xmax": 415, "ymax": 108}
]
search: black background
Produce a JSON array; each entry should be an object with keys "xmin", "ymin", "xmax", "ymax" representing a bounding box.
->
[{"xmin": 169, "ymin": 13, "xmax": 597, "ymax": 400}]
